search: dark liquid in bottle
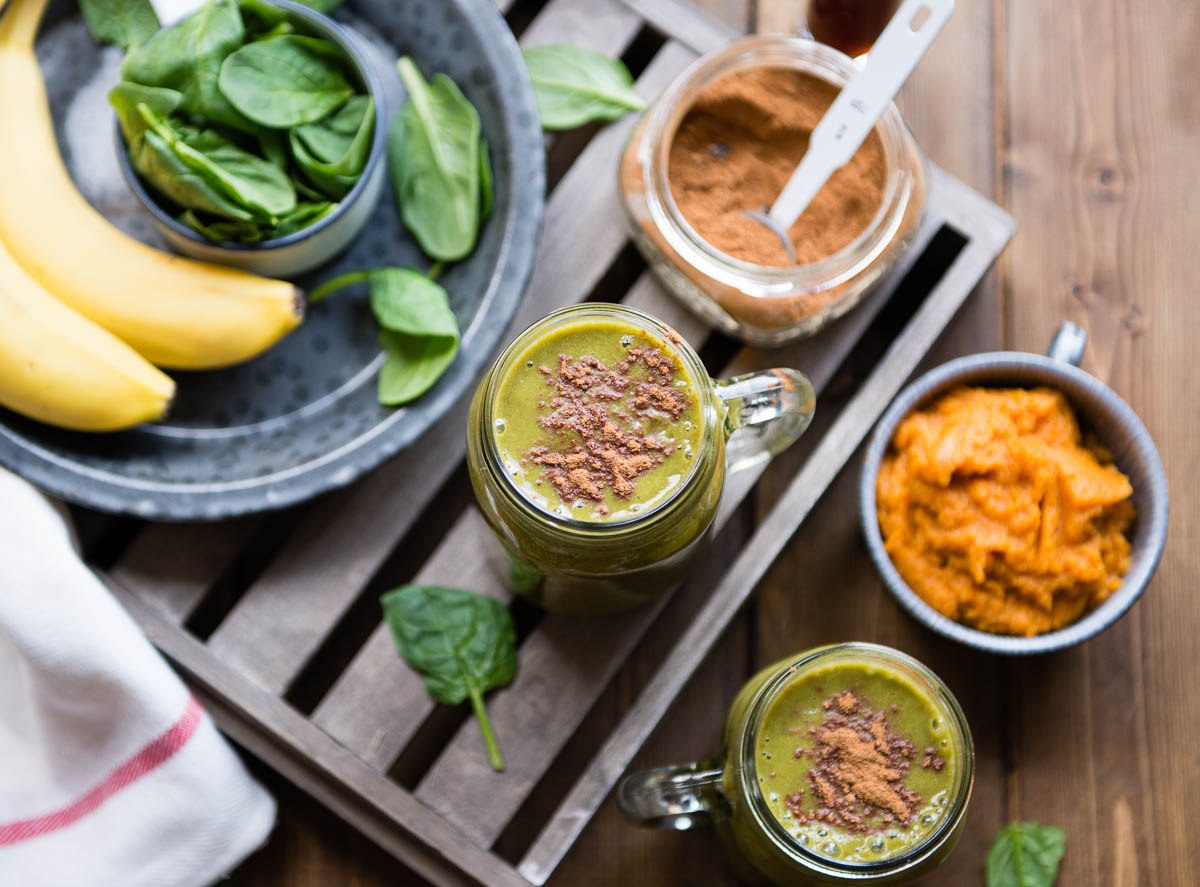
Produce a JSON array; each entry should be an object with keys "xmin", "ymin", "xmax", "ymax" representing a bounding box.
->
[{"xmin": 807, "ymin": 0, "xmax": 902, "ymax": 57}]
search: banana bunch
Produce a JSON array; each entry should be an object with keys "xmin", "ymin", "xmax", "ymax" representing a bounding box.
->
[{"xmin": 0, "ymin": 0, "xmax": 305, "ymax": 432}]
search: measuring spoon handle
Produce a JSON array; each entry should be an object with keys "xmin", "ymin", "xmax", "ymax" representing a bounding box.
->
[{"xmin": 769, "ymin": 0, "xmax": 954, "ymax": 230}]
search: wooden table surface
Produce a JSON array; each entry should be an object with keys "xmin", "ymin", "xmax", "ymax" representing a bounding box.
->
[{"xmin": 230, "ymin": 0, "xmax": 1199, "ymax": 884}]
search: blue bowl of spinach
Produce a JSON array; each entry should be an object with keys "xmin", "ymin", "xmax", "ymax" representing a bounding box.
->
[{"xmin": 112, "ymin": 0, "xmax": 387, "ymax": 277}]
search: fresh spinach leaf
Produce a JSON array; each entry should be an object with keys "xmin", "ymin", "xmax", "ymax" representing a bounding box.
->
[
  {"xmin": 289, "ymin": 0, "xmax": 345, "ymax": 12},
  {"xmin": 176, "ymin": 128, "xmax": 297, "ymax": 217},
  {"xmin": 522, "ymin": 44, "xmax": 644, "ymax": 130},
  {"xmin": 121, "ymin": 0, "xmax": 258, "ymax": 134},
  {"xmin": 389, "ymin": 56, "xmax": 482, "ymax": 261},
  {"xmin": 478, "ymin": 136, "xmax": 493, "ymax": 221},
  {"xmin": 986, "ymin": 823, "xmax": 1066, "ymax": 887},
  {"xmin": 179, "ymin": 209, "xmax": 265, "ymax": 243},
  {"xmin": 218, "ymin": 35, "xmax": 353, "ymax": 128},
  {"xmin": 236, "ymin": 0, "xmax": 286, "ymax": 34},
  {"xmin": 273, "ymin": 200, "xmax": 336, "ymax": 236},
  {"xmin": 136, "ymin": 106, "xmax": 296, "ymax": 218},
  {"xmin": 131, "ymin": 129, "xmax": 257, "ymax": 220},
  {"xmin": 370, "ymin": 267, "xmax": 459, "ymax": 405},
  {"xmin": 289, "ymin": 95, "xmax": 375, "ymax": 199},
  {"xmin": 110, "ymin": 82, "xmax": 182, "ymax": 141},
  {"xmin": 295, "ymin": 94, "xmax": 372, "ymax": 164},
  {"xmin": 381, "ymin": 585, "xmax": 516, "ymax": 771},
  {"xmin": 77, "ymin": 0, "xmax": 159, "ymax": 51}
]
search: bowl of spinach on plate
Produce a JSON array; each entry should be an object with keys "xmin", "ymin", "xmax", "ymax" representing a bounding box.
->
[{"xmin": 112, "ymin": 0, "xmax": 387, "ymax": 277}]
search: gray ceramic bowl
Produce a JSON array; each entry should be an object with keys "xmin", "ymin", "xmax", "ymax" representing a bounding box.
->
[
  {"xmin": 114, "ymin": 0, "xmax": 388, "ymax": 277},
  {"xmin": 859, "ymin": 323, "xmax": 1169, "ymax": 654}
]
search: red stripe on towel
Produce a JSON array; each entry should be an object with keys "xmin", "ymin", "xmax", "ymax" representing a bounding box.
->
[{"xmin": 0, "ymin": 696, "xmax": 205, "ymax": 845}]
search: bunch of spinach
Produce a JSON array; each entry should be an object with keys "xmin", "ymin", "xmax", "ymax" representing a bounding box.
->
[
  {"xmin": 522, "ymin": 44, "xmax": 645, "ymax": 130},
  {"xmin": 381, "ymin": 585, "xmax": 517, "ymax": 772},
  {"xmin": 310, "ymin": 265, "xmax": 460, "ymax": 406},
  {"xmin": 109, "ymin": 0, "xmax": 374, "ymax": 243},
  {"xmin": 986, "ymin": 822, "xmax": 1066, "ymax": 887}
]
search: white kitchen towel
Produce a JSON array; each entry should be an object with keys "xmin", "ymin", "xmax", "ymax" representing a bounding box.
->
[{"xmin": 0, "ymin": 470, "xmax": 276, "ymax": 886}]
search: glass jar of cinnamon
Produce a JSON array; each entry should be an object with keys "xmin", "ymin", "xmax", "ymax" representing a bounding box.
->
[{"xmin": 619, "ymin": 36, "xmax": 929, "ymax": 347}]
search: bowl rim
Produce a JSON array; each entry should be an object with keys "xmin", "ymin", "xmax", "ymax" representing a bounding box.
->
[
  {"xmin": 858, "ymin": 350, "xmax": 1169, "ymax": 655},
  {"xmin": 113, "ymin": 0, "xmax": 388, "ymax": 253}
]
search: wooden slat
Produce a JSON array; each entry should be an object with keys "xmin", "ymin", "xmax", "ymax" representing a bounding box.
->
[
  {"xmin": 106, "ymin": 577, "xmax": 529, "ymax": 887},
  {"xmin": 311, "ymin": 273, "xmax": 707, "ymax": 767},
  {"xmin": 519, "ymin": 173, "xmax": 1014, "ymax": 885},
  {"xmin": 110, "ymin": 518, "xmax": 258, "ymax": 623},
  {"xmin": 411, "ymin": 191, "xmax": 949, "ymax": 847},
  {"xmin": 518, "ymin": 0, "xmax": 642, "ymax": 50},
  {"xmin": 625, "ymin": 0, "xmax": 733, "ymax": 54},
  {"xmin": 204, "ymin": 27, "xmax": 688, "ymax": 696}
]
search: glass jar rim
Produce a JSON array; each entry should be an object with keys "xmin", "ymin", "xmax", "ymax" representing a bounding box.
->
[
  {"xmin": 737, "ymin": 643, "xmax": 975, "ymax": 875},
  {"xmin": 476, "ymin": 303, "xmax": 720, "ymax": 535},
  {"xmin": 643, "ymin": 35, "xmax": 914, "ymax": 290}
]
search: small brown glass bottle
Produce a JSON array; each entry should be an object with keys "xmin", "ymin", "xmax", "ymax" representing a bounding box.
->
[{"xmin": 806, "ymin": 0, "xmax": 901, "ymax": 57}]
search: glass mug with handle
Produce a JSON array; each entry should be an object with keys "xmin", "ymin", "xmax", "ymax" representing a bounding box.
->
[
  {"xmin": 619, "ymin": 644, "xmax": 975, "ymax": 886},
  {"xmin": 465, "ymin": 303, "xmax": 815, "ymax": 613}
]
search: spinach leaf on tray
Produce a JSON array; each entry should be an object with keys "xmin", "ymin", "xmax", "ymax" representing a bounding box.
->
[
  {"xmin": 389, "ymin": 57, "xmax": 483, "ymax": 262},
  {"xmin": 381, "ymin": 585, "xmax": 516, "ymax": 772},
  {"xmin": 219, "ymin": 35, "xmax": 354, "ymax": 128},
  {"xmin": 77, "ymin": 0, "xmax": 159, "ymax": 52},
  {"xmin": 309, "ymin": 265, "xmax": 460, "ymax": 406},
  {"xmin": 522, "ymin": 44, "xmax": 644, "ymax": 130},
  {"xmin": 986, "ymin": 823, "xmax": 1066, "ymax": 887}
]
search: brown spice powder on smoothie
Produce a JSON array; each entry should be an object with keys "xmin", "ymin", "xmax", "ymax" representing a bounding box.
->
[
  {"xmin": 524, "ymin": 347, "xmax": 689, "ymax": 512},
  {"xmin": 784, "ymin": 690, "xmax": 941, "ymax": 832},
  {"xmin": 667, "ymin": 66, "xmax": 887, "ymax": 268}
]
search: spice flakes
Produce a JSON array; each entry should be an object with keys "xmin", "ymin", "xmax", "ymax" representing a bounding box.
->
[
  {"xmin": 526, "ymin": 347, "xmax": 690, "ymax": 511},
  {"xmin": 785, "ymin": 691, "xmax": 942, "ymax": 833}
]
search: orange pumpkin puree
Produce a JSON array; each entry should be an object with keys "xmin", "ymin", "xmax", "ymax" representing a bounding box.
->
[{"xmin": 876, "ymin": 387, "xmax": 1135, "ymax": 637}]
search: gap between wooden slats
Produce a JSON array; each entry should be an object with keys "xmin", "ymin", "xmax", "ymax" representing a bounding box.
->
[
  {"xmin": 203, "ymin": 23, "xmax": 682, "ymax": 697},
  {"xmin": 311, "ymin": 272, "xmax": 707, "ymax": 766},
  {"xmin": 410, "ymin": 216, "xmax": 944, "ymax": 848},
  {"xmin": 624, "ymin": 0, "xmax": 732, "ymax": 55}
]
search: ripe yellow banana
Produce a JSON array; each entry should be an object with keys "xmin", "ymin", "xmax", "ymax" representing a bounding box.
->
[
  {"xmin": 0, "ymin": 0, "xmax": 304, "ymax": 371},
  {"xmin": 0, "ymin": 233, "xmax": 175, "ymax": 432}
]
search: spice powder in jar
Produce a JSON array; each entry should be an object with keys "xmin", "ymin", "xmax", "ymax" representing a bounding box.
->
[
  {"xmin": 618, "ymin": 36, "xmax": 928, "ymax": 346},
  {"xmin": 667, "ymin": 66, "xmax": 888, "ymax": 269}
]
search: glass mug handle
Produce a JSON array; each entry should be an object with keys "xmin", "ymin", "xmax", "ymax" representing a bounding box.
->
[
  {"xmin": 617, "ymin": 761, "xmax": 727, "ymax": 830},
  {"xmin": 715, "ymin": 368, "xmax": 816, "ymax": 474}
]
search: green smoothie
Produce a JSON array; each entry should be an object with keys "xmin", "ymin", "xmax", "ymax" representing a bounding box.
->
[
  {"xmin": 492, "ymin": 317, "xmax": 705, "ymax": 523},
  {"xmin": 753, "ymin": 662, "xmax": 957, "ymax": 866}
]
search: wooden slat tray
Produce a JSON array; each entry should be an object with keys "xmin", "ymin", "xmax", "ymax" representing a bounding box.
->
[{"xmin": 86, "ymin": 1, "xmax": 1016, "ymax": 884}]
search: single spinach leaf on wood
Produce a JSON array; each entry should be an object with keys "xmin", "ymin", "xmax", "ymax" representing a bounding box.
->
[
  {"xmin": 986, "ymin": 823, "xmax": 1066, "ymax": 887},
  {"xmin": 77, "ymin": 0, "xmax": 159, "ymax": 51},
  {"xmin": 381, "ymin": 585, "xmax": 516, "ymax": 771},
  {"xmin": 522, "ymin": 44, "xmax": 644, "ymax": 130},
  {"xmin": 218, "ymin": 35, "xmax": 353, "ymax": 128},
  {"xmin": 370, "ymin": 267, "xmax": 459, "ymax": 406},
  {"xmin": 389, "ymin": 56, "xmax": 481, "ymax": 261},
  {"xmin": 120, "ymin": 0, "xmax": 258, "ymax": 134}
]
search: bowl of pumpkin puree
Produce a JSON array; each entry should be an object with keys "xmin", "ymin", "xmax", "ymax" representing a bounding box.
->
[{"xmin": 859, "ymin": 323, "xmax": 1168, "ymax": 655}]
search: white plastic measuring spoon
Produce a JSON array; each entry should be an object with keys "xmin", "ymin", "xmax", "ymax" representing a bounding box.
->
[{"xmin": 745, "ymin": 0, "xmax": 954, "ymax": 262}]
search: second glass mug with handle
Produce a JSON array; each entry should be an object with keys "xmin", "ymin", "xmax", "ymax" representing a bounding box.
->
[
  {"xmin": 465, "ymin": 303, "xmax": 815, "ymax": 613},
  {"xmin": 619, "ymin": 644, "xmax": 975, "ymax": 886}
]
